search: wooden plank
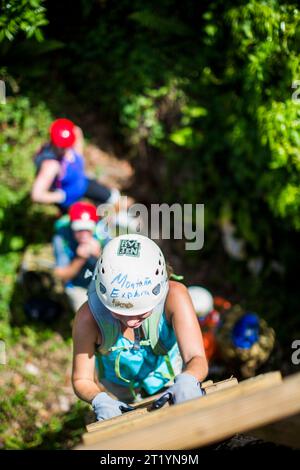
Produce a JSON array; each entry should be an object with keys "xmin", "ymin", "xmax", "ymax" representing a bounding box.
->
[
  {"xmin": 81, "ymin": 372, "xmax": 281, "ymax": 446},
  {"xmin": 84, "ymin": 373, "xmax": 278, "ymax": 437},
  {"xmin": 201, "ymin": 379, "xmax": 214, "ymax": 388},
  {"xmin": 204, "ymin": 377, "xmax": 238, "ymax": 395},
  {"xmin": 86, "ymin": 407, "xmax": 149, "ymax": 433},
  {"xmin": 77, "ymin": 372, "xmax": 299, "ymax": 450},
  {"xmin": 85, "ymin": 376, "xmax": 238, "ymax": 433}
]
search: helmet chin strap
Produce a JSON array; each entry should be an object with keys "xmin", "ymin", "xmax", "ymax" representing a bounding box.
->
[{"xmin": 133, "ymin": 327, "xmax": 141, "ymax": 351}]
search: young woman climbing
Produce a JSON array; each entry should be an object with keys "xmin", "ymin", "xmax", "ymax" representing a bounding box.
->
[{"xmin": 72, "ymin": 233, "xmax": 208, "ymax": 421}]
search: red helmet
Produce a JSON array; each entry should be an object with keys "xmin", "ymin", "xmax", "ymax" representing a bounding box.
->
[
  {"xmin": 69, "ymin": 202, "xmax": 99, "ymax": 231},
  {"xmin": 50, "ymin": 118, "xmax": 76, "ymax": 148}
]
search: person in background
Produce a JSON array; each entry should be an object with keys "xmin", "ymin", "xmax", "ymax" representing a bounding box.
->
[
  {"xmin": 53, "ymin": 201, "xmax": 111, "ymax": 312},
  {"xmin": 31, "ymin": 118, "xmax": 121, "ymax": 212}
]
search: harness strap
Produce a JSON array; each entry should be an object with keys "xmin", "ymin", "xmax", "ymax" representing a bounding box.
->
[
  {"xmin": 114, "ymin": 351, "xmax": 130, "ymax": 384},
  {"xmin": 164, "ymin": 353, "xmax": 175, "ymax": 380},
  {"xmin": 109, "ymin": 339, "xmax": 152, "ymax": 353}
]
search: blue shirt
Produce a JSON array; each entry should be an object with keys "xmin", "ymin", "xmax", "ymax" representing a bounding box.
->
[{"xmin": 35, "ymin": 145, "xmax": 89, "ymax": 208}]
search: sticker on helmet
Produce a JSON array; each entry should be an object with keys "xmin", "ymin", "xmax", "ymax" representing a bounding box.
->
[
  {"xmin": 118, "ymin": 240, "xmax": 141, "ymax": 257},
  {"xmin": 112, "ymin": 299, "xmax": 134, "ymax": 309}
]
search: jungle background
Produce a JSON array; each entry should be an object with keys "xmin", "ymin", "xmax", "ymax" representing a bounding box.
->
[{"xmin": 0, "ymin": 0, "xmax": 300, "ymax": 449}]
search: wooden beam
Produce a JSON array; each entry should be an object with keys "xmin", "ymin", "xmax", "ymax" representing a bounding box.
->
[
  {"xmin": 86, "ymin": 377, "xmax": 238, "ymax": 432},
  {"xmin": 204, "ymin": 377, "xmax": 238, "ymax": 395},
  {"xmin": 85, "ymin": 376, "xmax": 239, "ymax": 434},
  {"xmin": 85, "ymin": 407, "xmax": 148, "ymax": 435},
  {"xmin": 77, "ymin": 372, "xmax": 299, "ymax": 450},
  {"xmin": 80, "ymin": 371, "xmax": 282, "ymax": 447}
]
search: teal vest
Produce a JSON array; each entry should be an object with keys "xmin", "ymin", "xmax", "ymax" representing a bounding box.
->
[{"xmin": 88, "ymin": 279, "xmax": 179, "ymax": 395}]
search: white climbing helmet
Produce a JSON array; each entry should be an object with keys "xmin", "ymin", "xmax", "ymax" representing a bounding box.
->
[
  {"xmin": 188, "ymin": 285, "xmax": 214, "ymax": 318},
  {"xmin": 94, "ymin": 234, "xmax": 169, "ymax": 316}
]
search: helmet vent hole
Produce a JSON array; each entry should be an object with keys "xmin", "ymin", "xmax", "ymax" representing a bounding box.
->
[
  {"xmin": 159, "ymin": 260, "xmax": 161, "ymax": 265},
  {"xmin": 102, "ymin": 267, "xmax": 105, "ymax": 274},
  {"xmin": 155, "ymin": 268, "xmax": 159, "ymax": 275},
  {"xmin": 100, "ymin": 283, "xmax": 106, "ymax": 294},
  {"xmin": 152, "ymin": 284, "xmax": 161, "ymax": 296}
]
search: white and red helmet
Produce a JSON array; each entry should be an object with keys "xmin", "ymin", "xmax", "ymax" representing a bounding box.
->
[
  {"xmin": 69, "ymin": 202, "xmax": 98, "ymax": 231},
  {"xmin": 94, "ymin": 234, "xmax": 169, "ymax": 316}
]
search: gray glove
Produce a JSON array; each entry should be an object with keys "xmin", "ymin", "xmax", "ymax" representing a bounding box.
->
[
  {"xmin": 92, "ymin": 392, "xmax": 134, "ymax": 421},
  {"xmin": 153, "ymin": 373, "xmax": 204, "ymax": 408}
]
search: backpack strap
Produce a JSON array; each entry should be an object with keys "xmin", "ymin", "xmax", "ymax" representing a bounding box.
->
[
  {"xmin": 141, "ymin": 291, "xmax": 169, "ymax": 356},
  {"xmin": 88, "ymin": 279, "xmax": 120, "ymax": 355}
]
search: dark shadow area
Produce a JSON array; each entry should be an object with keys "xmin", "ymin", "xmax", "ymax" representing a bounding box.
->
[
  {"xmin": 9, "ymin": 270, "xmax": 75, "ymax": 340},
  {"xmin": 205, "ymin": 433, "xmax": 295, "ymax": 451}
]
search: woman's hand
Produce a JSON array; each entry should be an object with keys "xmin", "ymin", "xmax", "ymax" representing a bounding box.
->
[
  {"xmin": 88, "ymin": 238, "xmax": 102, "ymax": 258},
  {"xmin": 76, "ymin": 243, "xmax": 92, "ymax": 259},
  {"xmin": 92, "ymin": 392, "xmax": 134, "ymax": 421},
  {"xmin": 153, "ymin": 373, "xmax": 204, "ymax": 408},
  {"xmin": 76, "ymin": 239, "xmax": 101, "ymax": 259}
]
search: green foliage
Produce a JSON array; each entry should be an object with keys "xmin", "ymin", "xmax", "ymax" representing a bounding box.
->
[
  {"xmin": 1, "ymin": 0, "xmax": 300, "ymax": 449},
  {"xmin": 0, "ymin": 252, "xmax": 20, "ymax": 329},
  {"xmin": 0, "ymin": 0, "xmax": 47, "ymax": 42},
  {"xmin": 0, "ymin": 95, "xmax": 52, "ymax": 244},
  {"xmin": 42, "ymin": 0, "xmax": 300, "ymax": 340},
  {"xmin": 121, "ymin": 81, "xmax": 185, "ymax": 147},
  {"xmin": 99, "ymin": 0, "xmax": 300, "ymax": 248},
  {"xmin": 0, "ymin": 96, "xmax": 50, "ymax": 205},
  {"xmin": 52, "ymin": 0, "xmax": 300, "ymax": 244},
  {"xmin": 0, "ymin": 4, "xmax": 86, "ymax": 451},
  {"xmin": 0, "ymin": 96, "xmax": 52, "ymax": 331},
  {"xmin": 256, "ymin": 100, "xmax": 300, "ymax": 226},
  {"xmin": 0, "ymin": 329, "xmax": 87, "ymax": 449}
]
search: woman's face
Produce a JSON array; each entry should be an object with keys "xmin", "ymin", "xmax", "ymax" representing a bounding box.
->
[
  {"xmin": 111, "ymin": 311, "xmax": 152, "ymax": 329},
  {"xmin": 74, "ymin": 229, "xmax": 93, "ymax": 244}
]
